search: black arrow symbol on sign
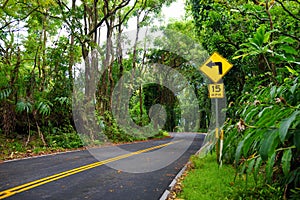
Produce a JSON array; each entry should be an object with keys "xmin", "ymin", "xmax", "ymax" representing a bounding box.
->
[{"xmin": 206, "ymin": 61, "xmax": 223, "ymax": 75}]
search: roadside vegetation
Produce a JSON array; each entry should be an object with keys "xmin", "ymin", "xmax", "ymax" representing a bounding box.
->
[{"xmin": 174, "ymin": 0, "xmax": 300, "ymax": 199}]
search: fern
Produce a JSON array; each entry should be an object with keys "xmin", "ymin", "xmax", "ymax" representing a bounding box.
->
[
  {"xmin": 0, "ymin": 88, "xmax": 12, "ymax": 101},
  {"xmin": 54, "ymin": 97, "xmax": 70, "ymax": 105},
  {"xmin": 16, "ymin": 100, "xmax": 33, "ymax": 113},
  {"xmin": 36, "ymin": 100, "xmax": 53, "ymax": 116}
]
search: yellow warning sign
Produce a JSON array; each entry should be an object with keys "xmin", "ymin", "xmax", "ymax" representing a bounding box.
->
[{"xmin": 200, "ymin": 52, "xmax": 233, "ymax": 83}]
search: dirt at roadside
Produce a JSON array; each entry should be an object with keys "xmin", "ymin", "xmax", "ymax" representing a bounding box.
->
[{"xmin": 0, "ymin": 147, "xmax": 87, "ymax": 161}]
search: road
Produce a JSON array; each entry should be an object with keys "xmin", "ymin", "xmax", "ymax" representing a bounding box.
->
[{"xmin": 0, "ymin": 133, "xmax": 204, "ymax": 200}]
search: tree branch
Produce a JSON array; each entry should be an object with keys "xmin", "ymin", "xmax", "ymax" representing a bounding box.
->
[
  {"xmin": 56, "ymin": 0, "xmax": 84, "ymax": 45},
  {"xmin": 113, "ymin": 0, "xmax": 138, "ymax": 29},
  {"xmin": 87, "ymin": 0, "xmax": 130, "ymax": 37},
  {"xmin": 236, "ymin": 7, "xmax": 269, "ymax": 22},
  {"xmin": 246, "ymin": 12, "xmax": 269, "ymax": 21},
  {"xmin": 276, "ymin": 0, "xmax": 300, "ymax": 21},
  {"xmin": 1, "ymin": 0, "xmax": 9, "ymax": 9},
  {"xmin": 0, "ymin": 7, "xmax": 39, "ymax": 30}
]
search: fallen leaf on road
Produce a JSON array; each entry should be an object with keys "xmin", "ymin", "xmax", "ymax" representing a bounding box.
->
[{"xmin": 166, "ymin": 173, "xmax": 174, "ymax": 177}]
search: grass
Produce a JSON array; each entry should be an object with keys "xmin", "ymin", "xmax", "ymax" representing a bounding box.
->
[{"xmin": 177, "ymin": 153, "xmax": 284, "ymax": 200}]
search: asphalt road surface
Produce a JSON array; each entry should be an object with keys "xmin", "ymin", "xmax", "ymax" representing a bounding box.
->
[{"xmin": 0, "ymin": 133, "xmax": 204, "ymax": 200}]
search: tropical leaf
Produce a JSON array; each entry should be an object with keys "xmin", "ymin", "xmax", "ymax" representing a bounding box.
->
[
  {"xmin": 253, "ymin": 157, "xmax": 262, "ymax": 183},
  {"xmin": 263, "ymin": 32, "xmax": 271, "ymax": 43},
  {"xmin": 247, "ymin": 158, "xmax": 256, "ymax": 175},
  {"xmin": 256, "ymin": 107, "xmax": 280, "ymax": 127},
  {"xmin": 36, "ymin": 101, "xmax": 53, "ymax": 116},
  {"xmin": 241, "ymin": 104, "xmax": 252, "ymax": 116},
  {"xmin": 235, "ymin": 136, "xmax": 248, "ymax": 167},
  {"xmin": 0, "ymin": 88, "xmax": 12, "ymax": 101},
  {"xmin": 294, "ymin": 130, "xmax": 300, "ymax": 150},
  {"xmin": 279, "ymin": 45, "xmax": 298, "ymax": 55},
  {"xmin": 281, "ymin": 148, "xmax": 292, "ymax": 177},
  {"xmin": 278, "ymin": 36, "xmax": 295, "ymax": 44},
  {"xmin": 290, "ymin": 82, "xmax": 298, "ymax": 94},
  {"xmin": 279, "ymin": 110, "xmax": 300, "ymax": 143},
  {"xmin": 55, "ymin": 97, "xmax": 70, "ymax": 105},
  {"xmin": 276, "ymin": 85, "xmax": 288, "ymax": 97},
  {"xmin": 245, "ymin": 107, "xmax": 260, "ymax": 123},
  {"xmin": 258, "ymin": 106, "xmax": 273, "ymax": 118},
  {"xmin": 266, "ymin": 152, "xmax": 276, "ymax": 183},
  {"xmin": 243, "ymin": 129, "xmax": 262, "ymax": 156},
  {"xmin": 253, "ymin": 25, "xmax": 265, "ymax": 46},
  {"xmin": 232, "ymin": 54, "xmax": 248, "ymax": 60},
  {"xmin": 16, "ymin": 101, "xmax": 33, "ymax": 113},
  {"xmin": 270, "ymin": 85, "xmax": 277, "ymax": 99},
  {"xmin": 259, "ymin": 130, "xmax": 279, "ymax": 161}
]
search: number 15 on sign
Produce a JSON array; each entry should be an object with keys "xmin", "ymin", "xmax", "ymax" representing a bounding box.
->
[{"xmin": 209, "ymin": 84, "xmax": 224, "ymax": 98}]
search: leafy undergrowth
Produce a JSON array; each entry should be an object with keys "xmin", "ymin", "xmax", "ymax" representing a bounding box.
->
[
  {"xmin": 169, "ymin": 153, "xmax": 283, "ymax": 200},
  {"xmin": 0, "ymin": 131, "xmax": 171, "ymax": 161},
  {"xmin": 0, "ymin": 135, "xmax": 85, "ymax": 161}
]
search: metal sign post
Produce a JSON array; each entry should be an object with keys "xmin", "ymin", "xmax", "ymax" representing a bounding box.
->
[
  {"xmin": 215, "ymin": 98, "xmax": 220, "ymax": 165},
  {"xmin": 199, "ymin": 52, "xmax": 232, "ymax": 166}
]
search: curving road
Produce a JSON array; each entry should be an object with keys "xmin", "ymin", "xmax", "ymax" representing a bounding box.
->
[{"xmin": 0, "ymin": 133, "xmax": 204, "ymax": 200}]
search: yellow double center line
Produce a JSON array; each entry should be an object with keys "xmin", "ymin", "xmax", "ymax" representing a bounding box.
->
[{"xmin": 0, "ymin": 140, "xmax": 180, "ymax": 199}]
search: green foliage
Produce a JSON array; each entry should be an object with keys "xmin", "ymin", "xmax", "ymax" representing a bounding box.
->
[
  {"xmin": 129, "ymin": 89, "xmax": 150, "ymax": 126},
  {"xmin": 54, "ymin": 97, "xmax": 70, "ymax": 106},
  {"xmin": 102, "ymin": 111, "xmax": 136, "ymax": 142},
  {"xmin": 188, "ymin": 0, "xmax": 300, "ymax": 103},
  {"xmin": 290, "ymin": 187, "xmax": 300, "ymax": 200},
  {"xmin": 0, "ymin": 88, "xmax": 12, "ymax": 101},
  {"xmin": 36, "ymin": 100, "xmax": 53, "ymax": 116},
  {"xmin": 234, "ymin": 25, "xmax": 274, "ymax": 59},
  {"xmin": 46, "ymin": 129, "xmax": 83, "ymax": 149},
  {"xmin": 16, "ymin": 100, "xmax": 33, "ymax": 113},
  {"xmin": 16, "ymin": 99, "xmax": 53, "ymax": 116},
  {"xmin": 234, "ymin": 25, "xmax": 298, "ymax": 77},
  {"xmin": 188, "ymin": 0, "xmax": 299, "ymax": 197},
  {"xmin": 223, "ymin": 74, "xmax": 300, "ymax": 197},
  {"xmin": 0, "ymin": 134, "xmax": 26, "ymax": 159},
  {"xmin": 6, "ymin": 140, "xmax": 25, "ymax": 153}
]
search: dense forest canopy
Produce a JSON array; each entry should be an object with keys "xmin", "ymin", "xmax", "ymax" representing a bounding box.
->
[
  {"xmin": 186, "ymin": 0, "xmax": 299, "ymax": 198},
  {"xmin": 0, "ymin": 0, "xmax": 299, "ymax": 198},
  {"xmin": 1, "ymin": 0, "xmax": 168, "ymax": 139}
]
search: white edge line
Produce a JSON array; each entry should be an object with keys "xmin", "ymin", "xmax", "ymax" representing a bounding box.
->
[
  {"xmin": 159, "ymin": 190, "xmax": 170, "ymax": 200},
  {"xmin": 169, "ymin": 163, "xmax": 189, "ymax": 188}
]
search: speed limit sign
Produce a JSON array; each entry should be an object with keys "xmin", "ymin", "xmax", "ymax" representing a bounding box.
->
[{"xmin": 208, "ymin": 84, "xmax": 224, "ymax": 98}]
